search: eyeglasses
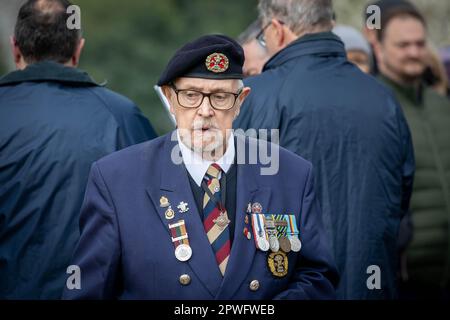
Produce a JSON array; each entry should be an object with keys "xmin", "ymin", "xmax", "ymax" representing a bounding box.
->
[
  {"xmin": 256, "ymin": 20, "xmax": 285, "ymax": 48},
  {"xmin": 171, "ymin": 84, "xmax": 243, "ymax": 110}
]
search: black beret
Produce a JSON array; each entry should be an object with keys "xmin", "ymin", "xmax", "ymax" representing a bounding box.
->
[{"xmin": 157, "ymin": 34, "xmax": 244, "ymax": 86}]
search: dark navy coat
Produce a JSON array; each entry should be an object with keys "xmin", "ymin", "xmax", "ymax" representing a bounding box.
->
[
  {"xmin": 234, "ymin": 32, "xmax": 415, "ymax": 299},
  {"xmin": 0, "ymin": 61, "xmax": 157, "ymax": 299},
  {"xmin": 62, "ymin": 133, "xmax": 338, "ymax": 299}
]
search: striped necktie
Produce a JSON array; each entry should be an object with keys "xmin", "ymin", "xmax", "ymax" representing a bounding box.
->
[{"xmin": 202, "ymin": 163, "xmax": 230, "ymax": 276}]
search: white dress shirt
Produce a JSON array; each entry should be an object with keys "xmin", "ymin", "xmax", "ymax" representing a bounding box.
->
[{"xmin": 177, "ymin": 130, "xmax": 235, "ymax": 186}]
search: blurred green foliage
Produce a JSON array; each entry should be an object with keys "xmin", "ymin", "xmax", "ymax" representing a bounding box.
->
[{"xmin": 74, "ymin": 0, "xmax": 258, "ymax": 135}]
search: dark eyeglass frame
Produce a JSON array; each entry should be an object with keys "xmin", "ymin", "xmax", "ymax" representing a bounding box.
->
[
  {"xmin": 256, "ymin": 20, "xmax": 285, "ymax": 48},
  {"xmin": 170, "ymin": 84, "xmax": 243, "ymax": 110}
]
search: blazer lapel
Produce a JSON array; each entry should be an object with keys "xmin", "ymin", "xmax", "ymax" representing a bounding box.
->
[{"xmin": 146, "ymin": 135, "xmax": 223, "ymax": 297}]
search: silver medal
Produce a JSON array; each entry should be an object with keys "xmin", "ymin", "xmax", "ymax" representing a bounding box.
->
[
  {"xmin": 257, "ymin": 237, "xmax": 270, "ymax": 251},
  {"xmin": 289, "ymin": 236, "xmax": 302, "ymax": 252},
  {"xmin": 175, "ymin": 244, "xmax": 192, "ymax": 261},
  {"xmin": 269, "ymin": 236, "xmax": 280, "ymax": 252}
]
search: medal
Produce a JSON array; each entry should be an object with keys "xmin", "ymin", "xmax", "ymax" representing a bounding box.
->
[
  {"xmin": 267, "ymin": 251, "xmax": 289, "ymax": 277},
  {"xmin": 213, "ymin": 211, "xmax": 230, "ymax": 230},
  {"xmin": 278, "ymin": 236, "xmax": 291, "ymax": 253},
  {"xmin": 290, "ymin": 236, "xmax": 302, "ymax": 252},
  {"xmin": 246, "ymin": 203, "xmax": 252, "ymax": 213},
  {"xmin": 160, "ymin": 196, "xmax": 170, "ymax": 208},
  {"xmin": 251, "ymin": 213, "xmax": 269, "ymax": 251},
  {"xmin": 274, "ymin": 215, "xmax": 291, "ymax": 253},
  {"xmin": 286, "ymin": 215, "xmax": 302, "ymax": 252},
  {"xmin": 175, "ymin": 244, "xmax": 192, "ymax": 262},
  {"xmin": 257, "ymin": 237, "xmax": 270, "ymax": 251},
  {"xmin": 269, "ymin": 236, "xmax": 280, "ymax": 252},
  {"xmin": 243, "ymin": 227, "xmax": 251, "ymax": 240},
  {"xmin": 168, "ymin": 220, "xmax": 192, "ymax": 262},
  {"xmin": 177, "ymin": 201, "xmax": 189, "ymax": 213},
  {"xmin": 165, "ymin": 207, "xmax": 175, "ymax": 220},
  {"xmin": 264, "ymin": 215, "xmax": 280, "ymax": 253},
  {"xmin": 251, "ymin": 202, "xmax": 262, "ymax": 214}
]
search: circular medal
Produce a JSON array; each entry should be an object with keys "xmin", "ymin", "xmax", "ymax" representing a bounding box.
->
[
  {"xmin": 257, "ymin": 237, "xmax": 270, "ymax": 251},
  {"xmin": 269, "ymin": 236, "xmax": 280, "ymax": 253},
  {"xmin": 165, "ymin": 207, "xmax": 175, "ymax": 220},
  {"xmin": 175, "ymin": 244, "xmax": 192, "ymax": 262},
  {"xmin": 290, "ymin": 236, "xmax": 302, "ymax": 252},
  {"xmin": 279, "ymin": 236, "xmax": 291, "ymax": 253}
]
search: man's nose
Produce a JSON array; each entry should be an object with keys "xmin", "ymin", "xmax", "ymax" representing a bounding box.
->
[
  {"xmin": 406, "ymin": 44, "xmax": 422, "ymax": 59},
  {"xmin": 197, "ymin": 95, "xmax": 214, "ymax": 117}
]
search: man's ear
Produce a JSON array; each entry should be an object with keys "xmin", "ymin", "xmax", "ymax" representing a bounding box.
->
[
  {"xmin": 234, "ymin": 87, "xmax": 251, "ymax": 119},
  {"xmin": 161, "ymin": 85, "xmax": 176, "ymax": 115},
  {"xmin": 272, "ymin": 19, "xmax": 286, "ymax": 49},
  {"xmin": 10, "ymin": 36, "xmax": 26, "ymax": 69},
  {"xmin": 71, "ymin": 38, "xmax": 85, "ymax": 67}
]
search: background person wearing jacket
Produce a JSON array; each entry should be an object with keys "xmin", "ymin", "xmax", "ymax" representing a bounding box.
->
[
  {"xmin": 234, "ymin": 0, "xmax": 415, "ymax": 299},
  {"xmin": 0, "ymin": 0, "xmax": 157, "ymax": 299},
  {"xmin": 373, "ymin": 3, "xmax": 450, "ymax": 299}
]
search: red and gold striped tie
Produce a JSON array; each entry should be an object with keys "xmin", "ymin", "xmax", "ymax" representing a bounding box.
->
[{"xmin": 202, "ymin": 163, "xmax": 230, "ymax": 276}]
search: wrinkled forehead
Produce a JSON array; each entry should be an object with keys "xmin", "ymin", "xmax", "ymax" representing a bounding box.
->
[{"xmin": 174, "ymin": 77, "xmax": 241, "ymax": 92}]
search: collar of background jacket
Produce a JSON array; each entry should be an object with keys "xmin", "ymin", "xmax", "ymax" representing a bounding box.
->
[
  {"xmin": 378, "ymin": 73, "xmax": 423, "ymax": 106},
  {"xmin": 263, "ymin": 31, "xmax": 346, "ymax": 72},
  {"xmin": 0, "ymin": 60, "xmax": 103, "ymax": 87}
]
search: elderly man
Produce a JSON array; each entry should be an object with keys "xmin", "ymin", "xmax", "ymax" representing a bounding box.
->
[
  {"xmin": 63, "ymin": 35, "xmax": 338, "ymax": 299},
  {"xmin": 234, "ymin": 0, "xmax": 415, "ymax": 299}
]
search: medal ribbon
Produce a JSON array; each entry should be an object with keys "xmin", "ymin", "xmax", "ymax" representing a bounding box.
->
[
  {"xmin": 274, "ymin": 214, "xmax": 287, "ymax": 238},
  {"xmin": 251, "ymin": 214, "xmax": 268, "ymax": 249},
  {"xmin": 168, "ymin": 220, "xmax": 190, "ymax": 247},
  {"xmin": 288, "ymin": 215, "xmax": 299, "ymax": 236}
]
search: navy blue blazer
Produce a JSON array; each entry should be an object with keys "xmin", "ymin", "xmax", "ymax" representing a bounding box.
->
[{"xmin": 63, "ymin": 132, "xmax": 338, "ymax": 299}]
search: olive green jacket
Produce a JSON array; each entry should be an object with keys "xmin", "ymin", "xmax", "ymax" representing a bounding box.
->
[{"xmin": 379, "ymin": 75, "xmax": 450, "ymax": 288}]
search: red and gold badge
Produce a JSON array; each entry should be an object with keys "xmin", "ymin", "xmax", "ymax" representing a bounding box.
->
[{"xmin": 205, "ymin": 53, "xmax": 229, "ymax": 73}]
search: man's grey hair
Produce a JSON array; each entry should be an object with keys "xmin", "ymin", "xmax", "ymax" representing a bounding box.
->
[
  {"xmin": 258, "ymin": 0, "xmax": 334, "ymax": 35},
  {"xmin": 237, "ymin": 19, "xmax": 262, "ymax": 45}
]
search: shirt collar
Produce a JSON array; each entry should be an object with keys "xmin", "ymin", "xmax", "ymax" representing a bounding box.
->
[{"xmin": 177, "ymin": 130, "xmax": 235, "ymax": 186}]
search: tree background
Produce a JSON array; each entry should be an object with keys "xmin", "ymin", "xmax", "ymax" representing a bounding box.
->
[{"xmin": 1, "ymin": 0, "xmax": 449, "ymax": 134}]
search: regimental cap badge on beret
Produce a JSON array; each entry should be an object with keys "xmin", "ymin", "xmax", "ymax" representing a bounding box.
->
[{"xmin": 205, "ymin": 53, "xmax": 229, "ymax": 73}]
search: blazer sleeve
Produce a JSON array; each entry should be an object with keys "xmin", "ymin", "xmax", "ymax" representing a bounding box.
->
[
  {"xmin": 273, "ymin": 164, "xmax": 339, "ymax": 299},
  {"xmin": 62, "ymin": 162, "xmax": 121, "ymax": 299}
]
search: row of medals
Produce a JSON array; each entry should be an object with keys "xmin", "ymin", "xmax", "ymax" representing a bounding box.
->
[
  {"xmin": 247, "ymin": 203, "xmax": 302, "ymax": 278},
  {"xmin": 255, "ymin": 215, "xmax": 302, "ymax": 254}
]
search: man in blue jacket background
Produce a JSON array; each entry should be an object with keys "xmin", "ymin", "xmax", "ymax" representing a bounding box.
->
[
  {"xmin": 234, "ymin": 0, "xmax": 415, "ymax": 299},
  {"xmin": 0, "ymin": 0, "xmax": 156, "ymax": 299}
]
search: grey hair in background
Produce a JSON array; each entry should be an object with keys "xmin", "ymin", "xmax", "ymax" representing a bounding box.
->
[
  {"xmin": 258, "ymin": 0, "xmax": 334, "ymax": 35},
  {"xmin": 237, "ymin": 19, "xmax": 262, "ymax": 45}
]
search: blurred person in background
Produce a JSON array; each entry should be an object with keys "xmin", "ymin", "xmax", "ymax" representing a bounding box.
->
[
  {"xmin": 440, "ymin": 46, "xmax": 450, "ymax": 96},
  {"xmin": 423, "ymin": 46, "xmax": 449, "ymax": 97},
  {"xmin": 0, "ymin": 0, "xmax": 156, "ymax": 299},
  {"xmin": 234, "ymin": 0, "xmax": 415, "ymax": 299},
  {"xmin": 373, "ymin": 2, "xmax": 450, "ymax": 299},
  {"xmin": 333, "ymin": 24, "xmax": 372, "ymax": 73},
  {"xmin": 237, "ymin": 19, "xmax": 271, "ymax": 78},
  {"xmin": 363, "ymin": 0, "xmax": 418, "ymax": 75}
]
